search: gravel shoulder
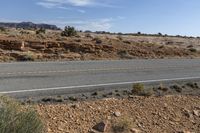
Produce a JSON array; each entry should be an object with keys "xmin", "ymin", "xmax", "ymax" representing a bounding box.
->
[
  {"xmin": 34, "ymin": 81, "xmax": 200, "ymax": 133},
  {"xmin": 37, "ymin": 95, "xmax": 200, "ymax": 133}
]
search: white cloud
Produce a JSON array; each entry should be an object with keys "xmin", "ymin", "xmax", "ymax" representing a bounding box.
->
[
  {"xmin": 77, "ymin": 19, "xmax": 112, "ymax": 31},
  {"xmin": 65, "ymin": 0, "xmax": 94, "ymax": 6},
  {"xmin": 42, "ymin": 17, "xmax": 124, "ymax": 31},
  {"xmin": 37, "ymin": 0, "xmax": 117, "ymax": 9},
  {"xmin": 42, "ymin": 18, "xmax": 112, "ymax": 31},
  {"xmin": 37, "ymin": 2, "xmax": 60, "ymax": 8},
  {"xmin": 37, "ymin": 1, "xmax": 86, "ymax": 13},
  {"xmin": 37, "ymin": 0, "xmax": 94, "ymax": 8}
]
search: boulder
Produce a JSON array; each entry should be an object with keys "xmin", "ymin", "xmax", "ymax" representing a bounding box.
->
[{"xmin": 92, "ymin": 121, "xmax": 108, "ymax": 132}]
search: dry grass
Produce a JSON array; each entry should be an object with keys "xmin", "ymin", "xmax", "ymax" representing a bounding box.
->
[
  {"xmin": 0, "ymin": 96, "xmax": 44, "ymax": 133},
  {"xmin": 111, "ymin": 117, "xmax": 133, "ymax": 133},
  {"xmin": 132, "ymin": 83, "xmax": 144, "ymax": 95}
]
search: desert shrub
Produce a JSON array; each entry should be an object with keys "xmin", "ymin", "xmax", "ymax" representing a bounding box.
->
[
  {"xmin": 111, "ymin": 117, "xmax": 132, "ymax": 133},
  {"xmin": 20, "ymin": 30, "xmax": 30, "ymax": 35},
  {"xmin": 117, "ymin": 35, "xmax": 123, "ymax": 40},
  {"xmin": 36, "ymin": 28, "xmax": 46, "ymax": 34},
  {"xmin": 85, "ymin": 33, "xmax": 92, "ymax": 38},
  {"xmin": 0, "ymin": 96, "xmax": 44, "ymax": 133},
  {"xmin": 68, "ymin": 96, "xmax": 78, "ymax": 101},
  {"xmin": 170, "ymin": 85, "xmax": 182, "ymax": 93},
  {"xmin": 93, "ymin": 37, "xmax": 102, "ymax": 44},
  {"xmin": 132, "ymin": 83, "xmax": 144, "ymax": 95},
  {"xmin": 61, "ymin": 26, "xmax": 77, "ymax": 37},
  {"xmin": 0, "ymin": 27, "xmax": 6, "ymax": 32},
  {"xmin": 186, "ymin": 82, "xmax": 199, "ymax": 89},
  {"xmin": 19, "ymin": 52, "xmax": 37, "ymax": 61},
  {"xmin": 140, "ymin": 89, "xmax": 154, "ymax": 96},
  {"xmin": 123, "ymin": 40, "xmax": 131, "ymax": 44},
  {"xmin": 189, "ymin": 48, "xmax": 197, "ymax": 53}
]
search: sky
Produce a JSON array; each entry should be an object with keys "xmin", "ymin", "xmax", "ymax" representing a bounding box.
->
[{"xmin": 0, "ymin": 0, "xmax": 200, "ymax": 36}]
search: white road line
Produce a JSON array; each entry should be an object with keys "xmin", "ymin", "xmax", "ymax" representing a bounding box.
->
[{"xmin": 0, "ymin": 76, "xmax": 200, "ymax": 94}]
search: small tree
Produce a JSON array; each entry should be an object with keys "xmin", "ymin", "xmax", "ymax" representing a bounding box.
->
[
  {"xmin": 158, "ymin": 32, "xmax": 162, "ymax": 36},
  {"xmin": 61, "ymin": 26, "xmax": 77, "ymax": 37}
]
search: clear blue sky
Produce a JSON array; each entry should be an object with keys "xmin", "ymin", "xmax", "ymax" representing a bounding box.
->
[{"xmin": 0, "ymin": 0, "xmax": 200, "ymax": 36}]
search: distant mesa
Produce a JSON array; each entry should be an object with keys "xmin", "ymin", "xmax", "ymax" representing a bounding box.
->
[{"xmin": 0, "ymin": 22, "xmax": 61, "ymax": 30}]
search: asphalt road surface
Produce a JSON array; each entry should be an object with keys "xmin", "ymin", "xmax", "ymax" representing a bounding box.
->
[{"xmin": 0, "ymin": 59, "xmax": 200, "ymax": 98}]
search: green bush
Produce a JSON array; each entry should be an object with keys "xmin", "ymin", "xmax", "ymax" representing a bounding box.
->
[
  {"xmin": 61, "ymin": 26, "xmax": 77, "ymax": 37},
  {"xmin": 0, "ymin": 96, "xmax": 44, "ymax": 133}
]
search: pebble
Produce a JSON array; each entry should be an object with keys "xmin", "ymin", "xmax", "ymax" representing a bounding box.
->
[{"xmin": 114, "ymin": 111, "xmax": 121, "ymax": 117}]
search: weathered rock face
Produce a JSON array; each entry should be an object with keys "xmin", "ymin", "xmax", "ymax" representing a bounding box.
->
[
  {"xmin": 0, "ymin": 39, "xmax": 24, "ymax": 50},
  {"xmin": 45, "ymin": 42, "xmax": 60, "ymax": 48},
  {"xmin": 0, "ymin": 34, "xmax": 199, "ymax": 62},
  {"xmin": 27, "ymin": 41, "xmax": 46, "ymax": 50}
]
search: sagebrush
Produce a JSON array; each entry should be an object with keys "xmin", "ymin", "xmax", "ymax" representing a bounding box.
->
[{"xmin": 0, "ymin": 96, "xmax": 44, "ymax": 133}]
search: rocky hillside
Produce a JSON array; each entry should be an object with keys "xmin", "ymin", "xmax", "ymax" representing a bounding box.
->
[
  {"xmin": 0, "ymin": 28, "xmax": 200, "ymax": 62},
  {"xmin": 0, "ymin": 22, "xmax": 60, "ymax": 30}
]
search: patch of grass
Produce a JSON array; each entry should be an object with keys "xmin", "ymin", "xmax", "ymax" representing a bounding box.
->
[
  {"xmin": 0, "ymin": 96, "xmax": 44, "ymax": 133},
  {"xmin": 170, "ymin": 85, "xmax": 182, "ymax": 93},
  {"xmin": 158, "ymin": 83, "xmax": 168, "ymax": 92},
  {"xmin": 111, "ymin": 117, "xmax": 132, "ymax": 133},
  {"xmin": 132, "ymin": 83, "xmax": 144, "ymax": 95},
  {"xmin": 140, "ymin": 89, "xmax": 154, "ymax": 96},
  {"xmin": 186, "ymin": 82, "xmax": 199, "ymax": 89},
  {"xmin": 19, "ymin": 52, "xmax": 37, "ymax": 61},
  {"xmin": 68, "ymin": 96, "xmax": 78, "ymax": 101}
]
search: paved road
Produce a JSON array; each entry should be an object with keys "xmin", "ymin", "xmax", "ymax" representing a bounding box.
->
[{"xmin": 0, "ymin": 59, "xmax": 200, "ymax": 98}]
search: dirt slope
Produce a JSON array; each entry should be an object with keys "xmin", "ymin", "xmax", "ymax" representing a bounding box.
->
[{"xmin": 37, "ymin": 96, "xmax": 200, "ymax": 133}]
